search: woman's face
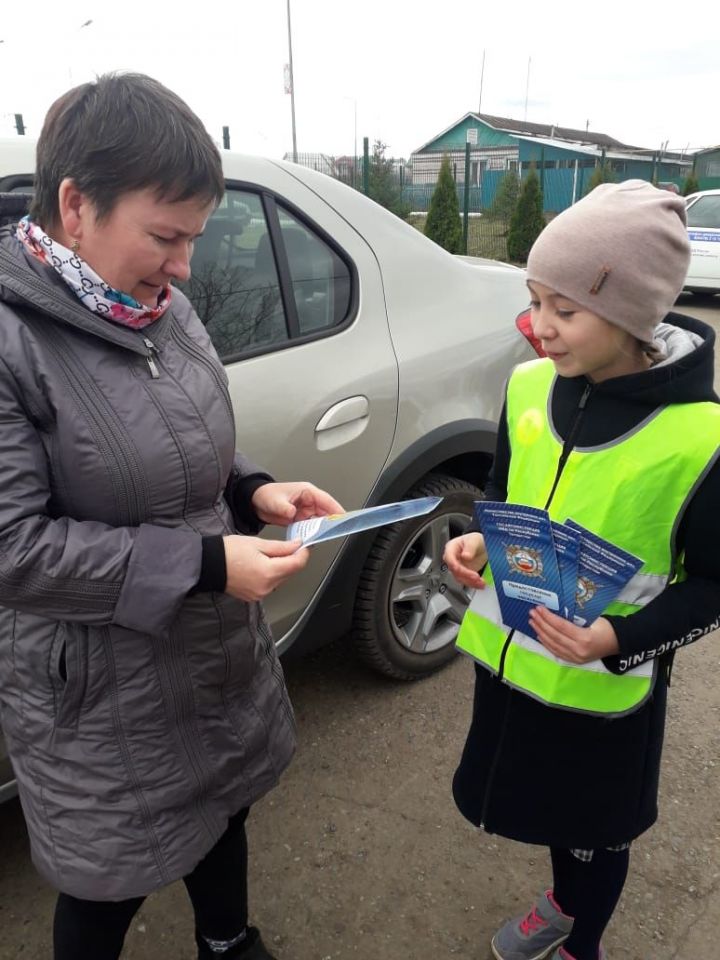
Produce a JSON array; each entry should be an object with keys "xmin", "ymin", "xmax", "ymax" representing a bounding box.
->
[
  {"xmin": 58, "ymin": 183, "xmax": 215, "ymax": 306},
  {"xmin": 528, "ymin": 281, "xmax": 648, "ymax": 383}
]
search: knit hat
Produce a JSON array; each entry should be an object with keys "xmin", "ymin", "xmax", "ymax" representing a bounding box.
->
[{"xmin": 526, "ymin": 180, "xmax": 690, "ymax": 345}]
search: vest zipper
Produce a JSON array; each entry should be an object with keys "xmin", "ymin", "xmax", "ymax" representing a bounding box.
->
[
  {"xmin": 543, "ymin": 381, "xmax": 593, "ymax": 510},
  {"xmin": 143, "ymin": 337, "xmax": 160, "ymax": 379}
]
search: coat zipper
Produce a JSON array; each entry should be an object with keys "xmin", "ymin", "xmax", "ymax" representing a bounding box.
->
[
  {"xmin": 169, "ymin": 324, "xmax": 234, "ymax": 428},
  {"xmin": 143, "ymin": 337, "xmax": 160, "ymax": 379},
  {"xmin": 479, "ymin": 379, "xmax": 593, "ymax": 829}
]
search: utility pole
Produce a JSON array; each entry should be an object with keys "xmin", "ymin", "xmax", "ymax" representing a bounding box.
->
[
  {"xmin": 523, "ymin": 57, "xmax": 531, "ymax": 122},
  {"xmin": 14, "ymin": 113, "xmax": 25, "ymax": 135},
  {"xmin": 222, "ymin": 126, "xmax": 230, "ymax": 150},
  {"xmin": 478, "ymin": 49, "xmax": 486, "ymax": 115},
  {"xmin": 286, "ymin": 0, "xmax": 298, "ymax": 163}
]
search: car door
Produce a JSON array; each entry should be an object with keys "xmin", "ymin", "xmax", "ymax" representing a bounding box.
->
[
  {"xmin": 181, "ymin": 161, "xmax": 398, "ymax": 643},
  {"xmin": 686, "ymin": 193, "xmax": 720, "ymax": 289}
]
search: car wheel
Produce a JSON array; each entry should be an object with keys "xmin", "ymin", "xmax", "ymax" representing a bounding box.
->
[{"xmin": 352, "ymin": 473, "xmax": 483, "ymax": 680}]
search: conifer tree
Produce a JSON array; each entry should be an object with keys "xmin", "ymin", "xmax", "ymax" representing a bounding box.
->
[
  {"xmin": 507, "ymin": 167, "xmax": 545, "ymax": 264},
  {"xmin": 424, "ymin": 155, "xmax": 463, "ymax": 254},
  {"xmin": 584, "ymin": 162, "xmax": 615, "ymax": 195},
  {"xmin": 490, "ymin": 170, "xmax": 520, "ymax": 221},
  {"xmin": 682, "ymin": 172, "xmax": 700, "ymax": 196}
]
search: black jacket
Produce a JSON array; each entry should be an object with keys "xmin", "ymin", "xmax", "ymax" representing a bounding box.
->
[{"xmin": 453, "ymin": 313, "xmax": 720, "ymax": 848}]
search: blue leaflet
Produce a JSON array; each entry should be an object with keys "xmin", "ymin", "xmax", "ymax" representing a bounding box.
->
[
  {"xmin": 563, "ymin": 519, "xmax": 644, "ymax": 626},
  {"xmin": 550, "ymin": 521, "xmax": 580, "ymax": 621},
  {"xmin": 475, "ymin": 502, "xmax": 563, "ymax": 640},
  {"xmin": 474, "ymin": 503, "xmax": 644, "ymax": 637},
  {"xmin": 287, "ymin": 496, "xmax": 442, "ymax": 547}
]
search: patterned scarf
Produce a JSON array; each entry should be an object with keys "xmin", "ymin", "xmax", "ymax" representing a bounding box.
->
[{"xmin": 16, "ymin": 216, "xmax": 171, "ymax": 329}]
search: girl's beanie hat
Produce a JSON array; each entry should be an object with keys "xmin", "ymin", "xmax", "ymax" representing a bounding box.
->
[{"xmin": 526, "ymin": 180, "xmax": 690, "ymax": 345}]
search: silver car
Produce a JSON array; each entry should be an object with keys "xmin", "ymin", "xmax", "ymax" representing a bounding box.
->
[{"xmin": 0, "ymin": 140, "xmax": 535, "ymax": 801}]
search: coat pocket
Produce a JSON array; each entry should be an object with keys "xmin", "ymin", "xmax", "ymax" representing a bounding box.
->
[{"xmin": 50, "ymin": 623, "xmax": 88, "ymax": 730}]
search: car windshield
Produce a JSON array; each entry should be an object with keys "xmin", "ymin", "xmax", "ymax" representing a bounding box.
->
[{"xmin": 687, "ymin": 195, "xmax": 720, "ymax": 229}]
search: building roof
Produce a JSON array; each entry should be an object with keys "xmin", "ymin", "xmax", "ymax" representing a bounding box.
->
[
  {"xmin": 513, "ymin": 135, "xmax": 691, "ymax": 166},
  {"xmin": 473, "ymin": 112, "xmax": 633, "ymax": 149},
  {"xmin": 413, "ymin": 112, "xmax": 694, "ymax": 163},
  {"xmin": 412, "ymin": 112, "xmax": 636, "ymax": 154}
]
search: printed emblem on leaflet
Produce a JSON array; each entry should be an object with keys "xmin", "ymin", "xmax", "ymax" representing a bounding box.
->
[
  {"xmin": 506, "ymin": 544, "xmax": 544, "ymax": 579},
  {"xmin": 575, "ymin": 576, "xmax": 597, "ymax": 608}
]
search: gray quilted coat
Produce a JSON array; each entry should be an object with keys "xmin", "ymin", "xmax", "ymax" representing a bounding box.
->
[{"xmin": 0, "ymin": 231, "xmax": 296, "ymax": 900}]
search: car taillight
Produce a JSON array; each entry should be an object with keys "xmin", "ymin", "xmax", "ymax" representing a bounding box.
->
[{"xmin": 515, "ymin": 308, "xmax": 545, "ymax": 356}]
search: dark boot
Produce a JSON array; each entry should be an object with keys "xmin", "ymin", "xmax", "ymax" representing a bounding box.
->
[{"xmin": 196, "ymin": 925, "xmax": 278, "ymax": 960}]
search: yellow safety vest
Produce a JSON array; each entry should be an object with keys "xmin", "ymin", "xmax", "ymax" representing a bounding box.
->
[{"xmin": 456, "ymin": 358, "xmax": 720, "ymax": 717}]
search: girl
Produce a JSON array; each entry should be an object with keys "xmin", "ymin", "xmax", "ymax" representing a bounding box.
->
[{"xmin": 444, "ymin": 180, "xmax": 720, "ymax": 960}]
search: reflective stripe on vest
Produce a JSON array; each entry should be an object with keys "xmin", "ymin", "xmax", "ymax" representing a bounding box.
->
[{"xmin": 456, "ymin": 358, "xmax": 720, "ymax": 717}]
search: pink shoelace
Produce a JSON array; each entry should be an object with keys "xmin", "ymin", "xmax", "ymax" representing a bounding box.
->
[{"xmin": 519, "ymin": 905, "xmax": 549, "ymax": 936}]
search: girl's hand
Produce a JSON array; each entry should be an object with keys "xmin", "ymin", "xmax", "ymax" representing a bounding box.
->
[
  {"xmin": 528, "ymin": 607, "xmax": 619, "ymax": 663},
  {"xmin": 443, "ymin": 533, "xmax": 488, "ymax": 590},
  {"xmin": 251, "ymin": 481, "xmax": 344, "ymax": 527}
]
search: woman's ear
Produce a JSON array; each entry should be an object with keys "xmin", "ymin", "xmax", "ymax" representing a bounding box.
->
[{"xmin": 56, "ymin": 178, "xmax": 89, "ymax": 246}]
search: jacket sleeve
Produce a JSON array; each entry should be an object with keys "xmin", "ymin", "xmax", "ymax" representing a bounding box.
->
[
  {"xmin": 485, "ymin": 401, "xmax": 511, "ymax": 502},
  {"xmin": 603, "ymin": 455, "xmax": 720, "ymax": 674},
  {"xmin": 0, "ymin": 357, "xmax": 202, "ymax": 635},
  {"xmin": 465, "ymin": 401, "xmax": 510, "ymax": 534},
  {"xmin": 224, "ymin": 453, "xmax": 274, "ymax": 535}
]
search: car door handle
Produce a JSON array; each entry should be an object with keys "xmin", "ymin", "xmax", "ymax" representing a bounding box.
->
[
  {"xmin": 315, "ymin": 396, "xmax": 369, "ymax": 432},
  {"xmin": 314, "ymin": 397, "xmax": 370, "ymax": 451}
]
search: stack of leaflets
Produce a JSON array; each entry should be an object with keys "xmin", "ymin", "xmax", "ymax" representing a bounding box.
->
[
  {"xmin": 286, "ymin": 496, "xmax": 442, "ymax": 548},
  {"xmin": 475, "ymin": 501, "xmax": 643, "ymax": 640}
]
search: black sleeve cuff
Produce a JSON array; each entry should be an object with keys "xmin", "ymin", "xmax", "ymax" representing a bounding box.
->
[
  {"xmin": 190, "ymin": 536, "xmax": 227, "ymax": 594},
  {"xmin": 226, "ymin": 474, "xmax": 273, "ymax": 535}
]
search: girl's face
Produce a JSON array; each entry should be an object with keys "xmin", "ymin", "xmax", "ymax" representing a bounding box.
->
[
  {"xmin": 528, "ymin": 281, "xmax": 650, "ymax": 383},
  {"xmin": 56, "ymin": 181, "xmax": 215, "ymax": 306}
]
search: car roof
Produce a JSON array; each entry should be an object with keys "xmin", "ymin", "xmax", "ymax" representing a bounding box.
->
[{"xmin": 0, "ymin": 137, "xmax": 524, "ymax": 302}]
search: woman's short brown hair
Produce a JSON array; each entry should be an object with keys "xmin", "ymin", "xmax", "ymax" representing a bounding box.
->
[{"xmin": 30, "ymin": 73, "xmax": 225, "ymax": 227}]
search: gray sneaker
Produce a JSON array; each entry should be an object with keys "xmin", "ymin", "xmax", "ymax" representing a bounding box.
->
[{"xmin": 491, "ymin": 890, "xmax": 573, "ymax": 960}]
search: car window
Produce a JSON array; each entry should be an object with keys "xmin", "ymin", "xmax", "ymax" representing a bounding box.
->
[
  {"xmin": 276, "ymin": 204, "xmax": 352, "ymax": 334},
  {"xmin": 687, "ymin": 195, "xmax": 720, "ymax": 230},
  {"xmin": 181, "ymin": 190, "xmax": 287, "ymax": 360},
  {"xmin": 181, "ymin": 189, "xmax": 353, "ymax": 361}
]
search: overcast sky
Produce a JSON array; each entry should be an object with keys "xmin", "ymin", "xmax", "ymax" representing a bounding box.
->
[{"xmin": 1, "ymin": 1, "xmax": 718, "ymax": 161}]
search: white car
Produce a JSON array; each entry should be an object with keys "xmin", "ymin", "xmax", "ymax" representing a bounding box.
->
[
  {"xmin": 685, "ymin": 189, "xmax": 720, "ymax": 295},
  {"xmin": 1, "ymin": 138, "xmax": 536, "ymax": 801}
]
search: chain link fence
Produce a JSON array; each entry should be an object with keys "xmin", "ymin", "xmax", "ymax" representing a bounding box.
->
[{"xmin": 287, "ymin": 149, "xmax": 514, "ymax": 260}]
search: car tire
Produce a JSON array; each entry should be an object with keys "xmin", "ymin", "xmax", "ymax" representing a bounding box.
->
[{"xmin": 352, "ymin": 473, "xmax": 483, "ymax": 680}]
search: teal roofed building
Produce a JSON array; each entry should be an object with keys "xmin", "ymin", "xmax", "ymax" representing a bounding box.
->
[
  {"xmin": 410, "ymin": 113, "xmax": 692, "ymax": 213},
  {"xmin": 694, "ymin": 146, "xmax": 720, "ymax": 190}
]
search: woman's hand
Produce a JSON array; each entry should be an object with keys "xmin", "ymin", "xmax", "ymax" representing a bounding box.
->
[
  {"xmin": 528, "ymin": 608, "xmax": 619, "ymax": 663},
  {"xmin": 251, "ymin": 481, "xmax": 344, "ymax": 527},
  {"xmin": 223, "ymin": 535, "xmax": 310, "ymax": 602},
  {"xmin": 443, "ymin": 533, "xmax": 488, "ymax": 590}
]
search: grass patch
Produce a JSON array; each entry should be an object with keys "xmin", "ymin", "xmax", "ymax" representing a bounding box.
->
[{"xmin": 409, "ymin": 213, "xmax": 510, "ymax": 262}]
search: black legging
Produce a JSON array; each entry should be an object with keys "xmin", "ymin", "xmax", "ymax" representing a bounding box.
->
[
  {"xmin": 550, "ymin": 845, "xmax": 630, "ymax": 960},
  {"xmin": 53, "ymin": 807, "xmax": 250, "ymax": 960}
]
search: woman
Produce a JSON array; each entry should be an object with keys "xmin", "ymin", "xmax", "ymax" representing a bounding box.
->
[
  {"xmin": 0, "ymin": 73, "xmax": 342, "ymax": 960},
  {"xmin": 444, "ymin": 181, "xmax": 720, "ymax": 960}
]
